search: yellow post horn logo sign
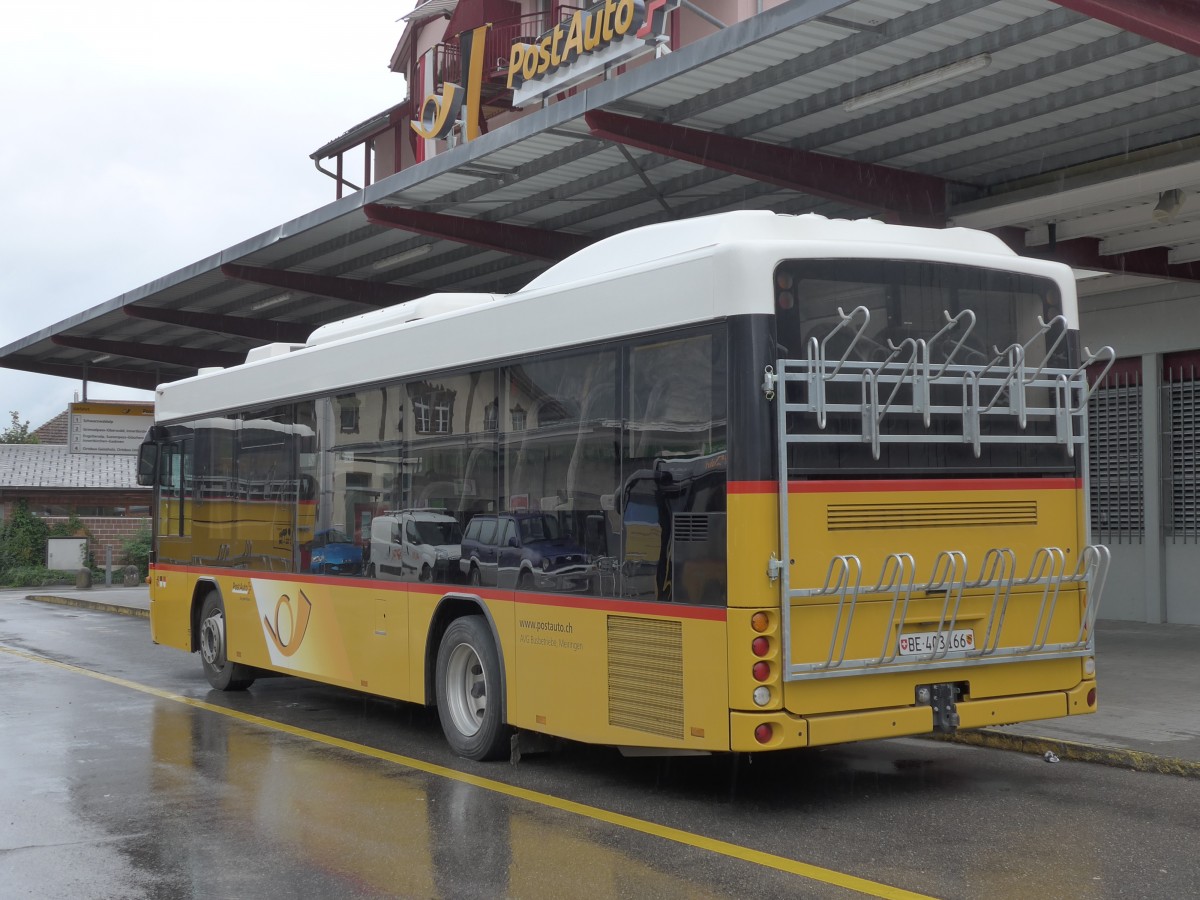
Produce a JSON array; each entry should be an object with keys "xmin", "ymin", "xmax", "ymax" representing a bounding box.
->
[
  {"xmin": 264, "ymin": 590, "xmax": 313, "ymax": 657},
  {"xmin": 412, "ymin": 24, "xmax": 490, "ymax": 143}
]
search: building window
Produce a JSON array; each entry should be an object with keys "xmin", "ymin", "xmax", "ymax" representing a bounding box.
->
[
  {"xmin": 414, "ymin": 397, "xmax": 431, "ymax": 433},
  {"xmin": 411, "ymin": 382, "xmax": 456, "ymax": 435},
  {"xmin": 337, "ymin": 394, "xmax": 360, "ymax": 434},
  {"xmin": 484, "ymin": 400, "xmax": 498, "ymax": 432},
  {"xmin": 510, "ymin": 403, "xmax": 527, "ymax": 432}
]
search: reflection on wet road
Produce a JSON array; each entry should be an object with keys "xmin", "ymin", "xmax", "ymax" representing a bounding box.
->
[
  {"xmin": 4, "ymin": 600, "xmax": 1200, "ymax": 899},
  {"xmin": 1, "ymin": 641, "xmax": 919, "ymax": 899}
]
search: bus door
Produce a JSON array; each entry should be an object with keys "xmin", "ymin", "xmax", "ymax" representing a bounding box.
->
[{"xmin": 156, "ymin": 438, "xmax": 193, "ymax": 566}]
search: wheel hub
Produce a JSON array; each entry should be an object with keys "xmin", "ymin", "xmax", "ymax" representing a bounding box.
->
[{"xmin": 200, "ymin": 613, "xmax": 225, "ymax": 666}]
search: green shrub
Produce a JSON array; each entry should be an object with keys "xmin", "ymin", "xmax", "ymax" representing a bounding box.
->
[
  {"xmin": 0, "ymin": 567, "xmax": 76, "ymax": 587},
  {"xmin": 0, "ymin": 501, "xmax": 49, "ymax": 571},
  {"xmin": 121, "ymin": 527, "xmax": 152, "ymax": 578}
]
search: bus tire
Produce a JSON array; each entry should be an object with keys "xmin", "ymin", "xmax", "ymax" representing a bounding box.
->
[
  {"xmin": 198, "ymin": 591, "xmax": 256, "ymax": 692},
  {"xmin": 435, "ymin": 616, "xmax": 509, "ymax": 761}
]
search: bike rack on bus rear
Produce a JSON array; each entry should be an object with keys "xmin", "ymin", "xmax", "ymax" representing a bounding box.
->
[{"xmin": 761, "ymin": 306, "xmax": 1114, "ymax": 682}]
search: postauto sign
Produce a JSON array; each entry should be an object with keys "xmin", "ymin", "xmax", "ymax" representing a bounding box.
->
[
  {"xmin": 507, "ymin": 0, "xmax": 676, "ymax": 106},
  {"xmin": 413, "ymin": 0, "xmax": 676, "ymax": 144}
]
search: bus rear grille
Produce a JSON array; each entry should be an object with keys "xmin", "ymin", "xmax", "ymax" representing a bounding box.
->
[
  {"xmin": 607, "ymin": 616, "xmax": 683, "ymax": 739},
  {"xmin": 827, "ymin": 500, "xmax": 1038, "ymax": 531}
]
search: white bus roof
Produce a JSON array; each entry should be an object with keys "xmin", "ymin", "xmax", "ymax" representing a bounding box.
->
[
  {"xmin": 153, "ymin": 212, "xmax": 1075, "ymax": 422},
  {"xmin": 524, "ymin": 211, "xmax": 1017, "ymax": 292}
]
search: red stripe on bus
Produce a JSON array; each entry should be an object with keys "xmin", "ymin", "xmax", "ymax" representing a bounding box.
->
[
  {"xmin": 152, "ymin": 566, "xmax": 727, "ymax": 622},
  {"xmin": 729, "ymin": 477, "xmax": 1082, "ymax": 494},
  {"xmin": 509, "ymin": 592, "xmax": 727, "ymax": 621}
]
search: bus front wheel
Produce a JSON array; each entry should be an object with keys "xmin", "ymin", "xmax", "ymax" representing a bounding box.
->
[
  {"xmin": 435, "ymin": 616, "xmax": 510, "ymax": 761},
  {"xmin": 198, "ymin": 592, "xmax": 256, "ymax": 692}
]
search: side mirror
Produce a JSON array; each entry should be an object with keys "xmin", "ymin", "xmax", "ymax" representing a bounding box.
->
[
  {"xmin": 136, "ymin": 442, "xmax": 158, "ymax": 487},
  {"xmin": 508, "ymin": 537, "xmax": 520, "ymax": 548}
]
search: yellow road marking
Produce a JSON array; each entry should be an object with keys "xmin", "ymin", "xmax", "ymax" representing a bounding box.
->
[{"xmin": 1, "ymin": 645, "xmax": 935, "ymax": 900}]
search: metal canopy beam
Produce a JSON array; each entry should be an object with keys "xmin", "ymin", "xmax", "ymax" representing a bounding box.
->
[
  {"xmin": 0, "ymin": 357, "xmax": 158, "ymax": 391},
  {"xmin": 584, "ymin": 110, "xmax": 950, "ymax": 225},
  {"xmin": 1054, "ymin": 0, "xmax": 1200, "ymax": 57},
  {"xmin": 362, "ymin": 205, "xmax": 592, "ymax": 260},
  {"xmin": 219, "ymin": 264, "xmax": 417, "ymax": 307},
  {"xmin": 49, "ymin": 335, "xmax": 245, "ymax": 369},
  {"xmin": 123, "ymin": 305, "xmax": 313, "ymax": 344},
  {"xmin": 1028, "ymin": 236, "xmax": 1200, "ymax": 283}
]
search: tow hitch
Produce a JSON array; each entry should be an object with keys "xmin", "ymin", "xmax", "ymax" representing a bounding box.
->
[{"xmin": 917, "ymin": 682, "xmax": 964, "ymax": 733}]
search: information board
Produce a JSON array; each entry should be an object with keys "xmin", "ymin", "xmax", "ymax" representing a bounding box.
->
[{"xmin": 68, "ymin": 402, "xmax": 155, "ymax": 455}]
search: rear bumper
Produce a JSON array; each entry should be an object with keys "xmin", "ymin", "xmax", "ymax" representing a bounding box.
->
[{"xmin": 729, "ymin": 678, "xmax": 1096, "ymax": 752}]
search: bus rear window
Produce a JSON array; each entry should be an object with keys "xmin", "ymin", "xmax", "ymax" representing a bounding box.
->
[
  {"xmin": 773, "ymin": 259, "xmax": 1077, "ymax": 477},
  {"xmin": 774, "ymin": 259, "xmax": 1067, "ymax": 370}
]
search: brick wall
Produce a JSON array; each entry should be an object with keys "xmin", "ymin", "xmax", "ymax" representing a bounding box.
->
[
  {"xmin": 43, "ymin": 516, "xmax": 151, "ymax": 568},
  {"xmin": 2, "ymin": 490, "xmax": 150, "ymax": 519}
]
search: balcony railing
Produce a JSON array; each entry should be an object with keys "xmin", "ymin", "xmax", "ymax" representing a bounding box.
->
[{"xmin": 429, "ymin": 6, "xmax": 581, "ymax": 90}]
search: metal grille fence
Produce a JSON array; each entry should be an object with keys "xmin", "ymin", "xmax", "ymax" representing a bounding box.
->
[
  {"xmin": 1087, "ymin": 365, "xmax": 1143, "ymax": 544},
  {"xmin": 1165, "ymin": 361, "xmax": 1200, "ymax": 543}
]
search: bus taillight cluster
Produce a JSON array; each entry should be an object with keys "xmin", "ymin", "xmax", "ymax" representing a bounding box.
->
[{"xmin": 749, "ymin": 610, "xmax": 778, "ymax": 738}]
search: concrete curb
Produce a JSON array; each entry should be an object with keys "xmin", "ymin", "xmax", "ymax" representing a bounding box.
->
[
  {"xmin": 928, "ymin": 730, "xmax": 1200, "ymax": 779},
  {"xmin": 25, "ymin": 594, "xmax": 150, "ymax": 620}
]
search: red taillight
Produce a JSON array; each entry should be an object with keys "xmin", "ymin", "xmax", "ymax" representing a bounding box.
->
[
  {"xmin": 752, "ymin": 661, "xmax": 770, "ymax": 682},
  {"xmin": 754, "ymin": 723, "xmax": 773, "ymax": 744},
  {"xmin": 1087, "ymin": 687, "xmax": 1097, "ymax": 707},
  {"xmin": 751, "ymin": 636, "xmax": 769, "ymax": 657}
]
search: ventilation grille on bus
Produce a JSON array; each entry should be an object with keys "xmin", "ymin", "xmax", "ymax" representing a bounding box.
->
[
  {"xmin": 673, "ymin": 513, "xmax": 709, "ymax": 542},
  {"xmin": 826, "ymin": 500, "xmax": 1038, "ymax": 531},
  {"xmin": 607, "ymin": 616, "xmax": 684, "ymax": 740}
]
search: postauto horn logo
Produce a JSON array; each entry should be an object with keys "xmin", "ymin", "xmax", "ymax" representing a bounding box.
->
[{"xmin": 263, "ymin": 590, "xmax": 313, "ymax": 658}]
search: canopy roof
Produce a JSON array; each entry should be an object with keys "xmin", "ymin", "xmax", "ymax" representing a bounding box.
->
[{"xmin": 4, "ymin": 0, "xmax": 1198, "ymax": 391}]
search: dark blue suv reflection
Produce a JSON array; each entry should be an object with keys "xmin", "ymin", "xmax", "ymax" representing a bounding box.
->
[{"xmin": 459, "ymin": 513, "xmax": 590, "ymax": 592}]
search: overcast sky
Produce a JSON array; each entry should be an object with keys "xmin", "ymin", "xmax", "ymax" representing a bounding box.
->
[{"xmin": 0, "ymin": 1, "xmax": 413, "ymax": 432}]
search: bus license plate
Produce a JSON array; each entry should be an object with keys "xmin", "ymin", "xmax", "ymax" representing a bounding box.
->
[{"xmin": 898, "ymin": 629, "xmax": 975, "ymax": 656}]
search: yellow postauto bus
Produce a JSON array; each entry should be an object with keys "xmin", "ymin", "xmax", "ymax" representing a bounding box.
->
[{"xmin": 137, "ymin": 211, "xmax": 1112, "ymax": 760}]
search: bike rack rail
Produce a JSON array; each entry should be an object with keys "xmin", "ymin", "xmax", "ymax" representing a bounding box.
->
[{"xmin": 760, "ymin": 306, "xmax": 1114, "ymax": 682}]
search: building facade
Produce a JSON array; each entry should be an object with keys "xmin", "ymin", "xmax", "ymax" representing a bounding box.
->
[{"xmin": 0, "ymin": 424, "xmax": 151, "ymax": 571}]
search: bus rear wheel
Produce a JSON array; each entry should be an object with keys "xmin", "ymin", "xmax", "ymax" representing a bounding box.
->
[
  {"xmin": 435, "ymin": 616, "xmax": 509, "ymax": 761},
  {"xmin": 198, "ymin": 591, "xmax": 256, "ymax": 691}
]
